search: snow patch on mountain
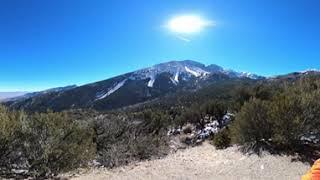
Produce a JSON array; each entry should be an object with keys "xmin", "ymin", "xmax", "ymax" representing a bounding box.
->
[
  {"xmin": 128, "ymin": 60, "xmax": 261, "ymax": 88},
  {"xmin": 185, "ymin": 66, "xmax": 209, "ymax": 77},
  {"xmin": 238, "ymin": 72, "xmax": 259, "ymax": 79},
  {"xmin": 148, "ymin": 77, "xmax": 156, "ymax": 87},
  {"xmin": 96, "ymin": 79, "xmax": 127, "ymax": 100},
  {"xmin": 170, "ymin": 77, "xmax": 178, "ymax": 85},
  {"xmin": 174, "ymin": 72, "xmax": 179, "ymax": 82},
  {"xmin": 300, "ymin": 69, "xmax": 320, "ymax": 74},
  {"xmin": 185, "ymin": 66, "xmax": 201, "ymax": 77},
  {"xmin": 223, "ymin": 69, "xmax": 261, "ymax": 80}
]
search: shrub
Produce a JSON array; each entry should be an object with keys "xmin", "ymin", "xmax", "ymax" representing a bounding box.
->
[
  {"xmin": 129, "ymin": 134, "xmax": 168, "ymax": 160},
  {"xmin": 230, "ymin": 98, "xmax": 272, "ymax": 146},
  {"xmin": 0, "ymin": 107, "xmax": 27, "ymax": 177},
  {"xmin": 301, "ymin": 90, "xmax": 320, "ymax": 134},
  {"xmin": 25, "ymin": 111, "xmax": 96, "ymax": 177},
  {"xmin": 179, "ymin": 108, "xmax": 202, "ymax": 126},
  {"xmin": 0, "ymin": 107, "xmax": 96, "ymax": 178},
  {"xmin": 201, "ymin": 101, "xmax": 227, "ymax": 121},
  {"xmin": 268, "ymin": 93, "xmax": 303, "ymax": 147},
  {"xmin": 95, "ymin": 113, "xmax": 169, "ymax": 168},
  {"xmin": 230, "ymin": 77, "xmax": 320, "ymax": 152},
  {"xmin": 213, "ymin": 128, "xmax": 231, "ymax": 149}
]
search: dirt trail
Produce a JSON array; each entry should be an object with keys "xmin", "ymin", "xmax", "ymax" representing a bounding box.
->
[{"xmin": 70, "ymin": 143, "xmax": 310, "ymax": 180}]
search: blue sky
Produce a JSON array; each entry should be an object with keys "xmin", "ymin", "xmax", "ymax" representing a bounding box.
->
[{"xmin": 1, "ymin": 0, "xmax": 320, "ymax": 91}]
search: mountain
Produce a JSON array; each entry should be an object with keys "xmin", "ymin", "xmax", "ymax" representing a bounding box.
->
[
  {"xmin": 268, "ymin": 69, "xmax": 320, "ymax": 82},
  {"xmin": 4, "ymin": 60, "xmax": 263, "ymax": 112},
  {"xmin": 0, "ymin": 92, "xmax": 28, "ymax": 102},
  {"xmin": 3, "ymin": 85, "xmax": 77, "ymax": 102}
]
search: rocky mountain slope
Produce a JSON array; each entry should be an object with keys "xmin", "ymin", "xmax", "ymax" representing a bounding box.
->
[{"xmin": 4, "ymin": 60, "xmax": 263, "ymax": 112}]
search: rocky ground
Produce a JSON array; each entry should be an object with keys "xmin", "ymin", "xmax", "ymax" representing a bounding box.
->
[{"xmin": 65, "ymin": 142, "xmax": 310, "ymax": 180}]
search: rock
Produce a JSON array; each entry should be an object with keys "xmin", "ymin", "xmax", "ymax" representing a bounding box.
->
[
  {"xmin": 180, "ymin": 134, "xmax": 196, "ymax": 145},
  {"xmin": 182, "ymin": 123, "xmax": 194, "ymax": 134},
  {"xmin": 53, "ymin": 177, "xmax": 69, "ymax": 180},
  {"xmin": 167, "ymin": 127, "xmax": 181, "ymax": 136},
  {"xmin": 11, "ymin": 169, "xmax": 28, "ymax": 174}
]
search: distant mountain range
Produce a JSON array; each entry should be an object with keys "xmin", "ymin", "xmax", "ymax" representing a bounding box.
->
[
  {"xmin": 0, "ymin": 92, "xmax": 28, "ymax": 101},
  {"xmin": 3, "ymin": 60, "xmax": 318, "ymax": 112},
  {"xmin": 8, "ymin": 85, "xmax": 77, "ymax": 101}
]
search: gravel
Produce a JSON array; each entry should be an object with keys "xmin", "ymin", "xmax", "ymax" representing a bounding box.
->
[{"xmin": 68, "ymin": 142, "xmax": 310, "ymax": 180}]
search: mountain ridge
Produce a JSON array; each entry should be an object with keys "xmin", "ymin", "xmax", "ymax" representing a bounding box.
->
[
  {"xmin": 1, "ymin": 60, "xmax": 268, "ymax": 112},
  {"xmin": 0, "ymin": 92, "xmax": 29, "ymax": 101}
]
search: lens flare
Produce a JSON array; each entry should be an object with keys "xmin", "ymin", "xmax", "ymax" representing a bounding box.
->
[{"xmin": 167, "ymin": 15, "xmax": 214, "ymax": 34}]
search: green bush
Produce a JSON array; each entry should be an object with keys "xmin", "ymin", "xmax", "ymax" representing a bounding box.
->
[
  {"xmin": 95, "ymin": 113, "xmax": 169, "ymax": 168},
  {"xmin": 300, "ymin": 90, "xmax": 320, "ymax": 134},
  {"xmin": 231, "ymin": 98, "xmax": 272, "ymax": 146},
  {"xmin": 25, "ymin": 111, "xmax": 96, "ymax": 177},
  {"xmin": 230, "ymin": 76, "xmax": 320, "ymax": 152},
  {"xmin": 0, "ymin": 107, "xmax": 27, "ymax": 176},
  {"xmin": 213, "ymin": 128, "xmax": 231, "ymax": 149},
  {"xmin": 0, "ymin": 106, "xmax": 95, "ymax": 178},
  {"xmin": 201, "ymin": 101, "xmax": 227, "ymax": 120},
  {"xmin": 268, "ymin": 93, "xmax": 303, "ymax": 147}
]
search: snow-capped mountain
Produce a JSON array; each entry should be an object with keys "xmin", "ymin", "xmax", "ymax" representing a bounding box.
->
[
  {"xmin": 131, "ymin": 60, "xmax": 210, "ymax": 88},
  {"xmin": 91, "ymin": 60, "xmax": 262, "ymax": 101},
  {"xmin": 300, "ymin": 69, "xmax": 320, "ymax": 74},
  {"xmin": 133, "ymin": 60, "xmax": 261, "ymax": 84},
  {"xmin": 126, "ymin": 60, "xmax": 261, "ymax": 87},
  {"xmin": 4, "ymin": 60, "xmax": 263, "ymax": 112},
  {"xmin": 268, "ymin": 69, "xmax": 320, "ymax": 82}
]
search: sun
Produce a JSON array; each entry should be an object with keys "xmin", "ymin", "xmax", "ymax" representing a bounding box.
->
[{"xmin": 167, "ymin": 15, "xmax": 214, "ymax": 34}]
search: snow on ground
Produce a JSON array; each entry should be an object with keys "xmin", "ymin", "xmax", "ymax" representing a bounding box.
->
[
  {"xmin": 170, "ymin": 77, "xmax": 178, "ymax": 85},
  {"xmin": 133, "ymin": 61, "xmax": 212, "ymax": 85},
  {"xmin": 67, "ymin": 142, "xmax": 309, "ymax": 180},
  {"xmin": 184, "ymin": 66, "xmax": 209, "ymax": 78},
  {"xmin": 185, "ymin": 66, "xmax": 201, "ymax": 77},
  {"xmin": 121, "ymin": 61, "xmax": 260, "ymax": 89},
  {"xmin": 174, "ymin": 72, "xmax": 179, "ymax": 82},
  {"xmin": 96, "ymin": 79, "xmax": 127, "ymax": 100},
  {"xmin": 147, "ymin": 77, "xmax": 156, "ymax": 87},
  {"xmin": 300, "ymin": 69, "xmax": 320, "ymax": 74}
]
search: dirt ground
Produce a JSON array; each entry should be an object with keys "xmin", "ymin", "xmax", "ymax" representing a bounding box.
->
[{"xmin": 68, "ymin": 142, "xmax": 310, "ymax": 180}]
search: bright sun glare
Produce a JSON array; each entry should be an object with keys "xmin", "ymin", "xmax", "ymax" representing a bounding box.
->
[{"xmin": 167, "ymin": 15, "xmax": 214, "ymax": 34}]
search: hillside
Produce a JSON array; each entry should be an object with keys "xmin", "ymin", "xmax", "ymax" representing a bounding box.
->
[
  {"xmin": 4, "ymin": 60, "xmax": 263, "ymax": 112},
  {"xmin": 0, "ymin": 92, "xmax": 28, "ymax": 101},
  {"xmin": 1, "ymin": 68, "xmax": 320, "ymax": 179}
]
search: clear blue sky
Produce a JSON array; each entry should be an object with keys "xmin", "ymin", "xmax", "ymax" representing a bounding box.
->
[{"xmin": 1, "ymin": 0, "xmax": 320, "ymax": 91}]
